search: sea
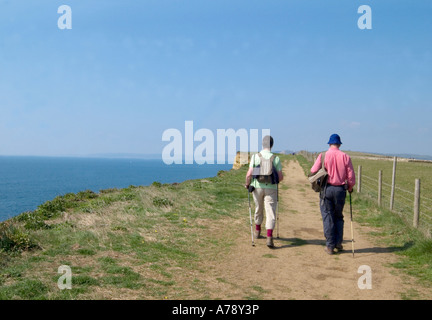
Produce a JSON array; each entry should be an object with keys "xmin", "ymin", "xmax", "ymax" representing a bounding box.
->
[{"xmin": 0, "ymin": 156, "xmax": 232, "ymax": 222}]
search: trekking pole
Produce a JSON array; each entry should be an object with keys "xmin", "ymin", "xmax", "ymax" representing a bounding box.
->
[
  {"xmin": 248, "ymin": 186, "xmax": 255, "ymax": 247},
  {"xmin": 276, "ymin": 183, "xmax": 279, "ymax": 238},
  {"xmin": 350, "ymin": 192, "xmax": 355, "ymax": 258}
]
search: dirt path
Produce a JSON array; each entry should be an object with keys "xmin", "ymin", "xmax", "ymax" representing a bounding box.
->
[{"xmin": 204, "ymin": 160, "xmax": 428, "ymax": 300}]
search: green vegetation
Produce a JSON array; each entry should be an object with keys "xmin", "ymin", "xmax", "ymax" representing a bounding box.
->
[
  {"xmin": 351, "ymin": 195, "xmax": 432, "ymax": 294},
  {"xmin": 349, "ymin": 156, "xmax": 432, "ymax": 232},
  {"xmin": 0, "ymin": 164, "xmax": 257, "ymax": 299}
]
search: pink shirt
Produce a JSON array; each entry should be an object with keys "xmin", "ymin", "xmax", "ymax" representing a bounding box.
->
[{"xmin": 311, "ymin": 147, "xmax": 356, "ymax": 189}]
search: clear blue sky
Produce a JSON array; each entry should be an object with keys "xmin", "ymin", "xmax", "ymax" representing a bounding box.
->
[{"xmin": 1, "ymin": 0, "xmax": 431, "ymax": 157}]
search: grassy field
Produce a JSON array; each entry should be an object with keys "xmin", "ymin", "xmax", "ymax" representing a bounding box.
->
[
  {"xmin": 297, "ymin": 152, "xmax": 432, "ymax": 295},
  {"xmin": 0, "ymin": 161, "xmax": 261, "ymax": 300},
  {"xmin": 348, "ymin": 155, "xmax": 432, "ymax": 234}
]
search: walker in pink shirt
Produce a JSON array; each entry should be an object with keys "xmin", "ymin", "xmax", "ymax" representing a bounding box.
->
[{"xmin": 311, "ymin": 146, "xmax": 356, "ymax": 191}]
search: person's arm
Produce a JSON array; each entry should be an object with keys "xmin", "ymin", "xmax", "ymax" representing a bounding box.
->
[
  {"xmin": 277, "ymin": 170, "xmax": 283, "ymax": 183},
  {"xmin": 274, "ymin": 156, "xmax": 284, "ymax": 183},
  {"xmin": 245, "ymin": 167, "xmax": 253, "ymax": 188},
  {"xmin": 310, "ymin": 153, "xmax": 323, "ymax": 174},
  {"xmin": 245, "ymin": 154, "xmax": 255, "ymax": 188},
  {"xmin": 346, "ymin": 156, "xmax": 356, "ymax": 193}
]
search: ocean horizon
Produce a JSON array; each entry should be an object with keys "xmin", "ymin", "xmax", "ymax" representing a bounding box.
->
[{"xmin": 0, "ymin": 155, "xmax": 233, "ymax": 222}]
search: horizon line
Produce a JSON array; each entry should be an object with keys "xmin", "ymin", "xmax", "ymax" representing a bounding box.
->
[{"xmin": 1, "ymin": 150, "xmax": 432, "ymax": 161}]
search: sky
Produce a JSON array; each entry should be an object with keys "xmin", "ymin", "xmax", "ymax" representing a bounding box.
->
[{"xmin": 0, "ymin": 0, "xmax": 431, "ymax": 159}]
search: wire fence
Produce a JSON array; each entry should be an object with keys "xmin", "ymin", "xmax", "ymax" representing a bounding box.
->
[{"xmin": 361, "ymin": 170, "xmax": 432, "ymax": 235}]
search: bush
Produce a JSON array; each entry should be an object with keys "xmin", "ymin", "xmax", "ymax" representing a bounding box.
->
[
  {"xmin": 36, "ymin": 197, "xmax": 67, "ymax": 219},
  {"xmin": 0, "ymin": 223, "xmax": 36, "ymax": 252},
  {"xmin": 99, "ymin": 188, "xmax": 119, "ymax": 194},
  {"xmin": 15, "ymin": 211, "xmax": 51, "ymax": 230},
  {"xmin": 17, "ymin": 190, "xmax": 101, "ymax": 226},
  {"xmin": 76, "ymin": 190, "xmax": 98, "ymax": 200},
  {"xmin": 217, "ymin": 170, "xmax": 226, "ymax": 177},
  {"xmin": 25, "ymin": 218, "xmax": 51, "ymax": 231},
  {"xmin": 152, "ymin": 197, "xmax": 173, "ymax": 207}
]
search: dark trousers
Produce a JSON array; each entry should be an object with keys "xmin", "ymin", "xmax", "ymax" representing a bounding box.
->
[{"xmin": 320, "ymin": 185, "xmax": 346, "ymax": 249}]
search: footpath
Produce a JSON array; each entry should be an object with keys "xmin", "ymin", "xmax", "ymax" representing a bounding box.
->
[{"xmin": 202, "ymin": 160, "xmax": 430, "ymax": 300}]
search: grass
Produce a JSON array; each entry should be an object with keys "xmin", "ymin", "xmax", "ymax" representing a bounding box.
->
[
  {"xmin": 349, "ymin": 155, "xmax": 432, "ymax": 233},
  {"xmin": 352, "ymin": 195, "xmax": 432, "ymax": 293},
  {"xmin": 0, "ymin": 163, "xmax": 253, "ymax": 300}
]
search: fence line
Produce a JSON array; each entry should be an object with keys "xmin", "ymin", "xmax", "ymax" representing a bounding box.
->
[
  {"xmin": 420, "ymin": 195, "xmax": 432, "ymax": 205},
  {"xmin": 358, "ymin": 159, "xmax": 432, "ymax": 237},
  {"xmin": 362, "ymin": 173, "xmax": 431, "ymax": 210}
]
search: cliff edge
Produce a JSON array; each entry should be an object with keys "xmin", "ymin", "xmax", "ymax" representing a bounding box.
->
[{"xmin": 232, "ymin": 151, "xmax": 251, "ymax": 170}]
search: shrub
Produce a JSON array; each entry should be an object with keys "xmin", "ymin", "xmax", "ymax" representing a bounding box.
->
[
  {"xmin": 152, "ymin": 197, "xmax": 173, "ymax": 207},
  {"xmin": 99, "ymin": 188, "xmax": 119, "ymax": 194},
  {"xmin": 0, "ymin": 223, "xmax": 36, "ymax": 252},
  {"xmin": 217, "ymin": 170, "xmax": 226, "ymax": 177},
  {"xmin": 76, "ymin": 190, "xmax": 98, "ymax": 200},
  {"xmin": 36, "ymin": 197, "xmax": 66, "ymax": 219}
]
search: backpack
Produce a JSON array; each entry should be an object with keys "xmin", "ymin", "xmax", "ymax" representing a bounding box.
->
[
  {"xmin": 307, "ymin": 152, "xmax": 328, "ymax": 192},
  {"xmin": 252, "ymin": 152, "xmax": 279, "ymax": 184}
]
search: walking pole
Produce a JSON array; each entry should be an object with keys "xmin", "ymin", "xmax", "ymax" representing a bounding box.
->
[
  {"xmin": 248, "ymin": 186, "xmax": 255, "ymax": 247},
  {"xmin": 276, "ymin": 183, "xmax": 279, "ymax": 238},
  {"xmin": 350, "ymin": 192, "xmax": 355, "ymax": 258}
]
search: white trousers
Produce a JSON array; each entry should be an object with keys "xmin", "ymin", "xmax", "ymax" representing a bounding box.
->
[{"xmin": 252, "ymin": 187, "xmax": 277, "ymax": 231}]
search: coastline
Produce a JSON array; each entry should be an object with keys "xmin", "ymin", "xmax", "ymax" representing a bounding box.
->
[
  {"xmin": 0, "ymin": 156, "xmax": 232, "ymax": 223},
  {"xmin": 0, "ymin": 154, "xmax": 251, "ymax": 299}
]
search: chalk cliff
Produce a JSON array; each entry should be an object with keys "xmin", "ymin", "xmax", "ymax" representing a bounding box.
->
[{"xmin": 232, "ymin": 151, "xmax": 251, "ymax": 170}]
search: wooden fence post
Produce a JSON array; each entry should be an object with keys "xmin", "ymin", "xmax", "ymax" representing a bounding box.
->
[
  {"xmin": 357, "ymin": 165, "xmax": 362, "ymax": 193},
  {"xmin": 378, "ymin": 170, "xmax": 382, "ymax": 207},
  {"xmin": 413, "ymin": 179, "xmax": 420, "ymax": 228},
  {"xmin": 390, "ymin": 156, "xmax": 397, "ymax": 211}
]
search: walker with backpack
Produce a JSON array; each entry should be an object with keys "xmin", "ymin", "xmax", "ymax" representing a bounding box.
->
[{"xmin": 247, "ymin": 152, "xmax": 280, "ymax": 246}]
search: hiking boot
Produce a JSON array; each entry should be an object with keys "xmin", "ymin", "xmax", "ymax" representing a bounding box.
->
[
  {"xmin": 324, "ymin": 246, "xmax": 334, "ymax": 255},
  {"xmin": 335, "ymin": 244, "xmax": 343, "ymax": 253},
  {"xmin": 266, "ymin": 237, "xmax": 274, "ymax": 248},
  {"xmin": 253, "ymin": 229, "xmax": 261, "ymax": 239}
]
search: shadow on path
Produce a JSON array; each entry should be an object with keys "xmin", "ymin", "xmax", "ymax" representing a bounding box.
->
[
  {"xmin": 351, "ymin": 241, "xmax": 414, "ymax": 255},
  {"xmin": 273, "ymin": 237, "xmax": 324, "ymax": 249},
  {"xmin": 273, "ymin": 237, "xmax": 414, "ymax": 254}
]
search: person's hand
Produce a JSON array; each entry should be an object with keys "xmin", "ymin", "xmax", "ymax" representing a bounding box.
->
[
  {"xmin": 245, "ymin": 184, "xmax": 249, "ymax": 190},
  {"xmin": 348, "ymin": 188, "xmax": 353, "ymax": 194}
]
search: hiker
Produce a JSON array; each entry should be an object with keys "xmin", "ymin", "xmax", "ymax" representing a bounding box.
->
[
  {"xmin": 245, "ymin": 136, "xmax": 283, "ymax": 248},
  {"xmin": 311, "ymin": 134, "xmax": 356, "ymax": 255}
]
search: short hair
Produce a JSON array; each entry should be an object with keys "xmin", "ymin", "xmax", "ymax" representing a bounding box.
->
[{"xmin": 262, "ymin": 135, "xmax": 274, "ymax": 149}]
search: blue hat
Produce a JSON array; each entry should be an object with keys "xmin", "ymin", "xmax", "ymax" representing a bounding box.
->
[{"xmin": 328, "ymin": 134, "xmax": 342, "ymax": 145}]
